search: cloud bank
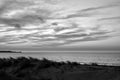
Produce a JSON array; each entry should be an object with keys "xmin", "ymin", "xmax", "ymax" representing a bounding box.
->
[{"xmin": 0, "ymin": 0, "xmax": 119, "ymax": 47}]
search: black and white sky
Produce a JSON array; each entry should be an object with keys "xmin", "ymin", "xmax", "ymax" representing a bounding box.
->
[{"xmin": 0, "ymin": 0, "xmax": 120, "ymax": 51}]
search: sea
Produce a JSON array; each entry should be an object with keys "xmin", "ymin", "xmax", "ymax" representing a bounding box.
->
[{"xmin": 0, "ymin": 51, "xmax": 120, "ymax": 66}]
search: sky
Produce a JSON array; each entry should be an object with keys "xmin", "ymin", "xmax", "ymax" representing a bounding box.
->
[{"xmin": 0, "ymin": 0, "xmax": 120, "ymax": 51}]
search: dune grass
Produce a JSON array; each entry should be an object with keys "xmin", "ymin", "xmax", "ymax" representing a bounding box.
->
[{"xmin": 0, "ymin": 57, "xmax": 120, "ymax": 80}]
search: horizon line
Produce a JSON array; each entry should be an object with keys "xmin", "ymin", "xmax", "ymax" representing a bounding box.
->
[{"xmin": 22, "ymin": 50, "xmax": 120, "ymax": 52}]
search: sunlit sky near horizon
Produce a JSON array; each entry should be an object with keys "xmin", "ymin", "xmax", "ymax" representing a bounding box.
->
[{"xmin": 0, "ymin": 0, "xmax": 120, "ymax": 51}]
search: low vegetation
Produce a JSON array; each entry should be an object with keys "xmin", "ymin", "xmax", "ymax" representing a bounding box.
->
[{"xmin": 0, "ymin": 57, "xmax": 120, "ymax": 80}]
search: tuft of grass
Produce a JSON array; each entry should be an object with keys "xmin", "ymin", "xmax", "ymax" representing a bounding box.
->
[{"xmin": 0, "ymin": 57, "xmax": 120, "ymax": 80}]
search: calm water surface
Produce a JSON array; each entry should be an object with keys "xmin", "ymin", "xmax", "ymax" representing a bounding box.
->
[{"xmin": 0, "ymin": 51, "xmax": 120, "ymax": 66}]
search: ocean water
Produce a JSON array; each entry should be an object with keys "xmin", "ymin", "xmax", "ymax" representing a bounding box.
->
[{"xmin": 0, "ymin": 51, "xmax": 120, "ymax": 66}]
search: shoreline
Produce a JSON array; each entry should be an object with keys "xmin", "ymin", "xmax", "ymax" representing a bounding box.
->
[{"xmin": 0, "ymin": 56, "xmax": 119, "ymax": 66}]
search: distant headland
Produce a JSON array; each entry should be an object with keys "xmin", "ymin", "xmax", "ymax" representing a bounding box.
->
[{"xmin": 0, "ymin": 51, "xmax": 22, "ymax": 53}]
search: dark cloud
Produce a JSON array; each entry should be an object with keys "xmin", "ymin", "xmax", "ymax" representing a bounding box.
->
[
  {"xmin": 98, "ymin": 16, "xmax": 120, "ymax": 21},
  {"xmin": 78, "ymin": 3, "xmax": 120, "ymax": 12}
]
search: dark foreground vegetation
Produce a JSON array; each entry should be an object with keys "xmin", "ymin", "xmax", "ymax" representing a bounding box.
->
[{"xmin": 0, "ymin": 57, "xmax": 120, "ymax": 80}]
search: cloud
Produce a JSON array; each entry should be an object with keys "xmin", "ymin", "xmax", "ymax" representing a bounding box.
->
[
  {"xmin": 0, "ymin": 22, "xmax": 113, "ymax": 46},
  {"xmin": 52, "ymin": 3, "xmax": 120, "ymax": 19},
  {"xmin": 98, "ymin": 16, "xmax": 120, "ymax": 21},
  {"xmin": 0, "ymin": 0, "xmax": 119, "ymax": 47}
]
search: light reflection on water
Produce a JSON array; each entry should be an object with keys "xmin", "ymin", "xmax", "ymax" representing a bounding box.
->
[{"xmin": 0, "ymin": 51, "xmax": 120, "ymax": 66}]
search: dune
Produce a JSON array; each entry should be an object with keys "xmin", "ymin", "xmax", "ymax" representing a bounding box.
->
[{"xmin": 0, "ymin": 57, "xmax": 120, "ymax": 80}]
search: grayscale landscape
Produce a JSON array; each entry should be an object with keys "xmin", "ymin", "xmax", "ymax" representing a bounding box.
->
[{"xmin": 0, "ymin": 0, "xmax": 120, "ymax": 80}]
